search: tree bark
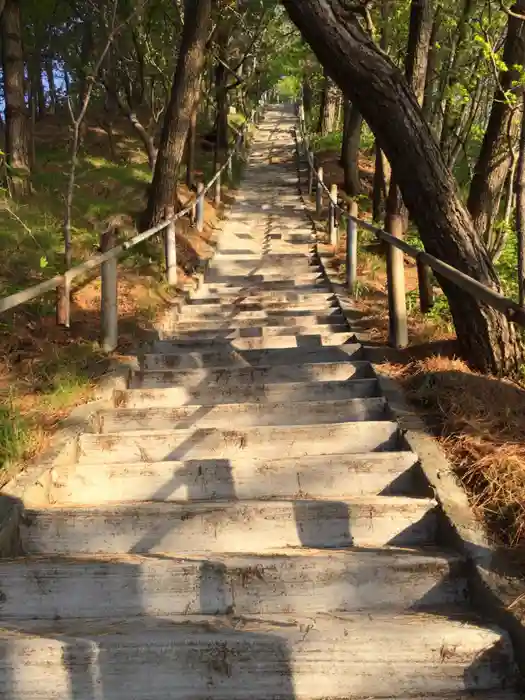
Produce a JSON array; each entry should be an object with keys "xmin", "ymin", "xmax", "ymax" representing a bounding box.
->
[
  {"xmin": 1, "ymin": 0, "xmax": 30, "ymax": 195},
  {"xmin": 341, "ymin": 101, "xmax": 362, "ymax": 196},
  {"xmin": 101, "ymin": 77, "xmax": 157, "ymax": 170},
  {"xmin": 214, "ymin": 21, "xmax": 230, "ymax": 154},
  {"xmin": 422, "ymin": 6, "xmax": 441, "ymax": 124},
  {"xmin": 302, "ymin": 75, "xmax": 313, "ymax": 116},
  {"xmin": 317, "ymin": 72, "xmax": 338, "ymax": 135},
  {"xmin": 282, "ymin": 0, "xmax": 525, "ymax": 375},
  {"xmin": 467, "ymin": 0, "xmax": 525, "ymax": 252},
  {"xmin": 373, "ymin": 0, "xmax": 390, "ymax": 223},
  {"xmin": 385, "ymin": 0, "xmax": 434, "ymax": 235},
  {"xmin": 186, "ymin": 103, "xmax": 198, "ymax": 189},
  {"xmin": 46, "ymin": 57, "xmax": 57, "ymax": 114},
  {"xmin": 144, "ymin": 0, "xmax": 212, "ymax": 228},
  {"xmin": 516, "ymin": 93, "xmax": 525, "ymax": 307}
]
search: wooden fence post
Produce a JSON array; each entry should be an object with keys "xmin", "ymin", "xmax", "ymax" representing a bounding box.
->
[
  {"xmin": 196, "ymin": 182, "xmax": 205, "ymax": 232},
  {"xmin": 417, "ymin": 255, "xmax": 435, "ymax": 313},
  {"xmin": 214, "ymin": 170, "xmax": 221, "ymax": 207},
  {"xmin": 100, "ymin": 226, "xmax": 118, "ymax": 353},
  {"xmin": 307, "ymin": 152, "xmax": 314, "ymax": 197},
  {"xmin": 329, "ymin": 183, "xmax": 338, "ymax": 245},
  {"xmin": 316, "ymin": 166, "xmax": 324, "ymax": 217},
  {"xmin": 56, "ymin": 274, "xmax": 71, "ymax": 328},
  {"xmin": 227, "ymin": 154, "xmax": 233, "ymax": 181},
  {"xmin": 165, "ymin": 206, "xmax": 177, "ymax": 286},
  {"xmin": 346, "ymin": 199, "xmax": 358, "ymax": 293},
  {"xmin": 386, "ymin": 214, "xmax": 408, "ymax": 348}
]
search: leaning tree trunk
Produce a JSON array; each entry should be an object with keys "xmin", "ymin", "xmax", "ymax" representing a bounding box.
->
[
  {"xmin": 467, "ymin": 0, "xmax": 525, "ymax": 253},
  {"xmin": 282, "ymin": 0, "xmax": 525, "ymax": 376},
  {"xmin": 341, "ymin": 101, "xmax": 362, "ymax": 196},
  {"xmin": 144, "ymin": 0, "xmax": 211, "ymax": 228},
  {"xmin": 1, "ymin": 0, "xmax": 30, "ymax": 195}
]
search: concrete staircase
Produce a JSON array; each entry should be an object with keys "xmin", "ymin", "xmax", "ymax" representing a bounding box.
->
[{"xmin": 0, "ymin": 107, "xmax": 520, "ymax": 699}]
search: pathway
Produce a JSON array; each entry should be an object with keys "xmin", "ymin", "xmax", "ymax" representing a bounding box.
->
[{"xmin": 0, "ymin": 106, "xmax": 519, "ymax": 699}]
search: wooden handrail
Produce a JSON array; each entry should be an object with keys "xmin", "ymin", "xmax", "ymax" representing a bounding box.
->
[{"xmin": 295, "ymin": 108, "xmax": 525, "ymax": 347}]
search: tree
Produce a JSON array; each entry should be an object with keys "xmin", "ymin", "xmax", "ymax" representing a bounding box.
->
[
  {"xmin": 282, "ymin": 0, "xmax": 524, "ymax": 376},
  {"xmin": 316, "ymin": 72, "xmax": 338, "ymax": 134},
  {"xmin": 385, "ymin": 0, "xmax": 434, "ymax": 236},
  {"xmin": 467, "ymin": 0, "xmax": 525, "ymax": 255},
  {"xmin": 144, "ymin": 0, "xmax": 212, "ymax": 228},
  {"xmin": 2, "ymin": 0, "xmax": 30, "ymax": 195},
  {"xmin": 341, "ymin": 100, "xmax": 362, "ymax": 196}
]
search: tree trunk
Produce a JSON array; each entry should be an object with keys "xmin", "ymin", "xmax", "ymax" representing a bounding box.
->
[
  {"xmin": 186, "ymin": 104, "xmax": 198, "ymax": 189},
  {"xmin": 143, "ymin": 0, "xmax": 211, "ymax": 228},
  {"xmin": 317, "ymin": 73, "xmax": 337, "ymax": 135},
  {"xmin": 422, "ymin": 6, "xmax": 441, "ymax": 124},
  {"xmin": 46, "ymin": 57, "xmax": 57, "ymax": 114},
  {"xmin": 467, "ymin": 0, "xmax": 525, "ymax": 252},
  {"xmin": 385, "ymin": 0, "xmax": 434, "ymax": 235},
  {"xmin": 1, "ymin": 0, "xmax": 30, "ymax": 195},
  {"xmin": 405, "ymin": 0, "xmax": 434, "ymax": 106},
  {"xmin": 435, "ymin": 0, "xmax": 475, "ymax": 142},
  {"xmin": 316, "ymin": 74, "xmax": 328, "ymax": 134},
  {"xmin": 302, "ymin": 75, "xmax": 313, "ymax": 116},
  {"xmin": 215, "ymin": 22, "xmax": 230, "ymax": 154},
  {"xmin": 372, "ymin": 144, "xmax": 389, "ymax": 223},
  {"xmin": 101, "ymin": 78, "xmax": 157, "ymax": 170},
  {"xmin": 373, "ymin": 0, "xmax": 390, "ymax": 223},
  {"xmin": 282, "ymin": 0, "xmax": 525, "ymax": 376},
  {"xmin": 516, "ymin": 93, "xmax": 525, "ymax": 307},
  {"xmin": 341, "ymin": 101, "xmax": 362, "ymax": 196}
]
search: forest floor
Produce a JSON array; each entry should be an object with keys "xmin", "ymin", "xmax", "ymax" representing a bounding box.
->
[
  {"xmin": 0, "ymin": 113, "xmax": 241, "ymax": 483},
  {"xmin": 315, "ymin": 143, "xmax": 525, "ymax": 558}
]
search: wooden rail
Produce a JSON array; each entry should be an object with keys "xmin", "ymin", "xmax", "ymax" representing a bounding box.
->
[
  {"xmin": 296, "ymin": 107, "xmax": 525, "ymax": 349},
  {"xmin": 0, "ymin": 95, "xmax": 267, "ymax": 352}
]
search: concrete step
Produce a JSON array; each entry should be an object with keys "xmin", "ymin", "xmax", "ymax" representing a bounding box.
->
[
  {"xmin": 0, "ymin": 548, "xmax": 467, "ymax": 619},
  {"xmin": 191, "ymin": 287, "xmax": 336, "ymax": 304},
  {"xmin": 78, "ymin": 422, "xmax": 402, "ymax": 464},
  {"xmin": 131, "ymin": 361, "xmax": 374, "ymax": 390},
  {"xmin": 113, "ymin": 378, "xmax": 380, "ymax": 408},
  {"xmin": 165, "ymin": 322, "xmax": 350, "ymax": 340},
  {"xmin": 204, "ymin": 271, "xmax": 324, "ymax": 285},
  {"xmin": 21, "ymin": 497, "xmax": 438, "ymax": 553},
  {"xmin": 174, "ymin": 312, "xmax": 346, "ymax": 331},
  {"xmin": 140, "ymin": 344, "xmax": 364, "ymax": 370},
  {"xmin": 98, "ymin": 397, "xmax": 389, "ymax": 432},
  {"xmin": 49, "ymin": 451, "xmax": 425, "ymax": 504},
  {"xmin": 153, "ymin": 331, "xmax": 359, "ymax": 351},
  {"xmin": 196, "ymin": 277, "xmax": 327, "ymax": 292},
  {"xmin": 181, "ymin": 299, "xmax": 338, "ymax": 315},
  {"xmin": 0, "ymin": 614, "xmax": 515, "ymax": 699}
]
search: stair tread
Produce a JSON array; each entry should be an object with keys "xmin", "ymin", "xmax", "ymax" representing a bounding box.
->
[
  {"xmin": 0, "ymin": 614, "xmax": 516, "ymax": 699},
  {"xmin": 140, "ymin": 344, "xmax": 364, "ymax": 369},
  {"xmin": 50, "ymin": 450, "xmax": 423, "ymax": 504},
  {"xmin": 21, "ymin": 496, "xmax": 438, "ymax": 552},
  {"xmin": 78, "ymin": 421, "xmax": 403, "ymax": 463},
  {"xmin": 113, "ymin": 378, "xmax": 380, "ymax": 408},
  {"xmin": 132, "ymin": 360, "xmax": 374, "ymax": 387},
  {"xmin": 27, "ymin": 495, "xmax": 437, "ymax": 510}
]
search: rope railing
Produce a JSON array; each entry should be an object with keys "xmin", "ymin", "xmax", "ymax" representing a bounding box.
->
[
  {"xmin": 295, "ymin": 104, "xmax": 525, "ymax": 348},
  {"xmin": 0, "ymin": 94, "xmax": 267, "ymax": 351}
]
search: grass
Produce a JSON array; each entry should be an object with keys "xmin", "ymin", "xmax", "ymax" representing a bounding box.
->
[{"xmin": 0, "ymin": 113, "xmax": 241, "ymax": 478}]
